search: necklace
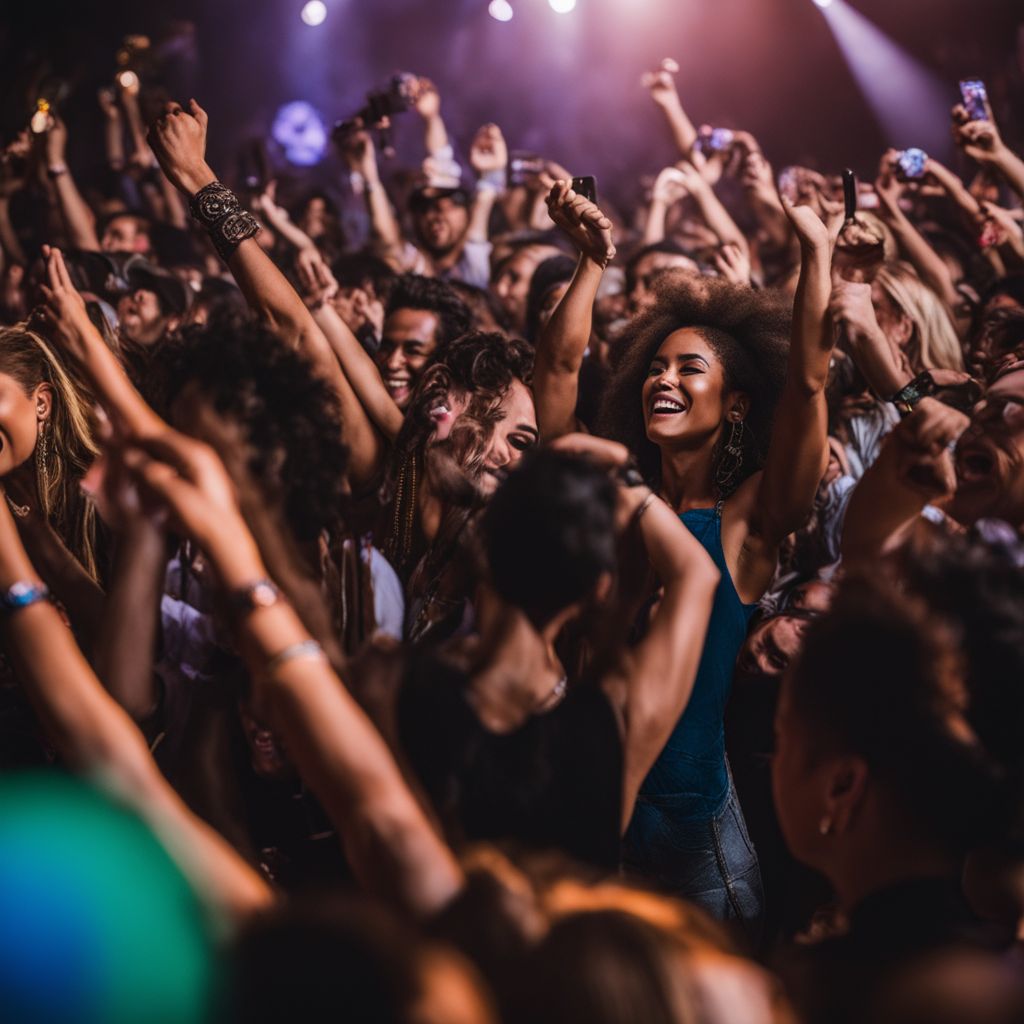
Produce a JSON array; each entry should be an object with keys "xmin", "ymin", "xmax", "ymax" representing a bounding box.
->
[{"xmin": 535, "ymin": 674, "xmax": 568, "ymax": 713}]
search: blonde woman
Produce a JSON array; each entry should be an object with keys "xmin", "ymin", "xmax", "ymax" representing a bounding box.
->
[
  {"xmin": 0, "ymin": 325, "xmax": 102, "ymax": 626},
  {"xmin": 872, "ymin": 261, "xmax": 964, "ymax": 374}
]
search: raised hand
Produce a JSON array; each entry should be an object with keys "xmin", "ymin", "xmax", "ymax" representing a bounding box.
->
[
  {"xmin": 294, "ymin": 247, "xmax": 339, "ymax": 310},
  {"xmin": 123, "ymin": 430, "xmax": 242, "ymax": 550},
  {"xmin": 651, "ymin": 166, "xmax": 689, "ymax": 206},
  {"xmin": 43, "ymin": 115, "xmax": 68, "ymax": 166},
  {"xmin": 977, "ymin": 201, "xmax": 1024, "ymax": 261},
  {"xmin": 98, "ymin": 87, "xmax": 120, "ymax": 119},
  {"xmin": 146, "ymin": 99, "xmax": 214, "ymax": 196},
  {"xmin": 781, "ymin": 192, "xmax": 840, "ymax": 252},
  {"xmin": 874, "ymin": 149, "xmax": 905, "ymax": 209},
  {"xmin": 411, "ymin": 77, "xmax": 441, "ymax": 119},
  {"xmin": 641, "ymin": 59, "xmax": 681, "ymax": 109},
  {"xmin": 336, "ymin": 121, "xmax": 380, "ymax": 184},
  {"xmin": 890, "ymin": 397, "xmax": 969, "ymax": 501},
  {"xmin": 35, "ymin": 246, "xmax": 94, "ymax": 357},
  {"xmin": 828, "ymin": 279, "xmax": 883, "ymax": 344},
  {"xmin": 713, "ymin": 243, "xmax": 751, "ymax": 286},
  {"xmin": 469, "ymin": 123, "xmax": 508, "ymax": 177},
  {"xmin": 545, "ymin": 180, "xmax": 616, "ymax": 268}
]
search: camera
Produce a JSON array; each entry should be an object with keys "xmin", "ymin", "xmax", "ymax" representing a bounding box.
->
[
  {"xmin": 332, "ymin": 73, "xmax": 418, "ymax": 141},
  {"xmin": 896, "ymin": 148, "xmax": 927, "ymax": 181}
]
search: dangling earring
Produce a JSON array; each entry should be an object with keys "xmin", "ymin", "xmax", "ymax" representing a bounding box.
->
[
  {"xmin": 714, "ymin": 418, "xmax": 745, "ymax": 495},
  {"xmin": 35, "ymin": 421, "xmax": 51, "ymax": 518},
  {"xmin": 818, "ymin": 815, "xmax": 833, "ymax": 837}
]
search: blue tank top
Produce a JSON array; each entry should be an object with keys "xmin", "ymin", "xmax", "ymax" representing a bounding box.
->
[{"xmin": 637, "ymin": 506, "xmax": 758, "ymax": 822}]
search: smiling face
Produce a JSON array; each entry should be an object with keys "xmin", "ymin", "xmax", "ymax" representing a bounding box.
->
[
  {"xmin": 414, "ymin": 197, "xmax": 469, "ymax": 258},
  {"xmin": 477, "ymin": 379, "xmax": 539, "ymax": 496},
  {"xmin": 375, "ymin": 308, "xmax": 442, "ymax": 409},
  {"xmin": 641, "ymin": 329, "xmax": 741, "ymax": 454},
  {"xmin": 117, "ymin": 288, "xmax": 171, "ymax": 347},
  {"xmin": 949, "ymin": 369, "xmax": 1024, "ymax": 529},
  {"xmin": 0, "ymin": 372, "xmax": 48, "ymax": 477}
]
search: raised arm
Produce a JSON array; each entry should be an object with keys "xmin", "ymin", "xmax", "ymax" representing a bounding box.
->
[
  {"xmin": 337, "ymin": 124, "xmax": 404, "ymax": 257},
  {"xmin": 953, "ymin": 103, "xmax": 1024, "ymax": 202},
  {"xmin": 0, "ymin": 489, "xmax": 271, "ymax": 919},
  {"xmin": 44, "ymin": 117, "xmax": 101, "ymax": 251},
  {"xmin": 129, "ymin": 430, "xmax": 464, "ymax": 917},
  {"xmin": 98, "ymin": 87, "xmax": 127, "ymax": 173},
  {"xmin": 551, "ymin": 435, "xmax": 718, "ymax": 831},
  {"xmin": 532, "ymin": 182, "xmax": 616, "ymax": 441},
  {"xmin": 751, "ymin": 199, "xmax": 836, "ymax": 546},
  {"xmin": 673, "ymin": 160, "xmax": 749, "ymax": 258},
  {"xmin": 643, "ymin": 166, "xmax": 688, "ymax": 247},
  {"xmin": 829, "ymin": 278, "xmax": 913, "ymax": 398},
  {"xmin": 642, "ymin": 63, "xmax": 698, "ymax": 158},
  {"xmin": 841, "ymin": 398, "xmax": 968, "ymax": 568},
  {"xmin": 874, "ymin": 151, "xmax": 959, "ymax": 310}
]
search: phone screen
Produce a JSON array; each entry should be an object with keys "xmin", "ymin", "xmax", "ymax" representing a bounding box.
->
[
  {"xmin": 959, "ymin": 79, "xmax": 989, "ymax": 122},
  {"xmin": 897, "ymin": 148, "xmax": 927, "ymax": 180},
  {"xmin": 571, "ymin": 176, "xmax": 597, "ymax": 204}
]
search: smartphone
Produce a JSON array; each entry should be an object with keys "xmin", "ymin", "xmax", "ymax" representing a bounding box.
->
[
  {"xmin": 571, "ymin": 176, "xmax": 597, "ymax": 203},
  {"xmin": 896, "ymin": 147, "xmax": 928, "ymax": 180},
  {"xmin": 696, "ymin": 126, "xmax": 735, "ymax": 156},
  {"xmin": 842, "ymin": 168, "xmax": 857, "ymax": 222},
  {"xmin": 959, "ymin": 79, "xmax": 989, "ymax": 123},
  {"xmin": 508, "ymin": 152, "xmax": 545, "ymax": 188}
]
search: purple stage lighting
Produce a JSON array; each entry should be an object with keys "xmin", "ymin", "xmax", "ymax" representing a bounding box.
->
[
  {"xmin": 816, "ymin": 0, "xmax": 953, "ymax": 158},
  {"xmin": 272, "ymin": 101, "xmax": 328, "ymax": 166}
]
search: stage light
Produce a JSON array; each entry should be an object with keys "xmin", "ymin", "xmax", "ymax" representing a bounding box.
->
[
  {"xmin": 272, "ymin": 100, "xmax": 328, "ymax": 166},
  {"xmin": 489, "ymin": 0, "xmax": 514, "ymax": 21},
  {"xmin": 813, "ymin": 0, "xmax": 834, "ymax": 7},
  {"xmin": 549, "ymin": 0, "xmax": 577, "ymax": 13},
  {"xmin": 300, "ymin": 1, "xmax": 327, "ymax": 26}
]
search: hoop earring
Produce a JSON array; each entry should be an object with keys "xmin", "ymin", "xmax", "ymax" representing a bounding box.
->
[
  {"xmin": 35, "ymin": 421, "xmax": 51, "ymax": 518},
  {"xmin": 714, "ymin": 419, "xmax": 745, "ymax": 495}
]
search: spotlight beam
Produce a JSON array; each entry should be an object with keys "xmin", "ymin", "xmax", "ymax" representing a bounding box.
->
[{"xmin": 817, "ymin": 0, "xmax": 953, "ymax": 158}]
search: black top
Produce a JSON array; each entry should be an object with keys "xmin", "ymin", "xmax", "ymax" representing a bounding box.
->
[
  {"xmin": 775, "ymin": 876, "xmax": 1015, "ymax": 1024},
  {"xmin": 398, "ymin": 653, "xmax": 623, "ymax": 871}
]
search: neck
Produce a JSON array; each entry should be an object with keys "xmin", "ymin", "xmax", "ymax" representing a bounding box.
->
[
  {"xmin": 658, "ymin": 443, "xmax": 719, "ymax": 513},
  {"xmin": 467, "ymin": 600, "xmax": 564, "ymax": 732},
  {"xmin": 831, "ymin": 826, "xmax": 959, "ymax": 914}
]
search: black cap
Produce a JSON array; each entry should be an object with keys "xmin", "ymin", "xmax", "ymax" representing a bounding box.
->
[
  {"xmin": 123, "ymin": 259, "xmax": 192, "ymax": 318},
  {"xmin": 408, "ymin": 184, "xmax": 471, "ymax": 213}
]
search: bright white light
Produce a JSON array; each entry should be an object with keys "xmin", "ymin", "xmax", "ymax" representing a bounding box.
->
[
  {"xmin": 813, "ymin": 0, "xmax": 834, "ymax": 8},
  {"xmin": 549, "ymin": 0, "xmax": 577, "ymax": 12},
  {"xmin": 489, "ymin": 0, "xmax": 514, "ymax": 21},
  {"xmin": 301, "ymin": 1, "xmax": 327, "ymax": 26}
]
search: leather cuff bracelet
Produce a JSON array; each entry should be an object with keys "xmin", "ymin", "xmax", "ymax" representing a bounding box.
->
[{"xmin": 189, "ymin": 181, "xmax": 260, "ymax": 263}]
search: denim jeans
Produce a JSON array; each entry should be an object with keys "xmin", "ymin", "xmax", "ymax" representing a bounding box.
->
[{"xmin": 624, "ymin": 773, "xmax": 764, "ymax": 943}]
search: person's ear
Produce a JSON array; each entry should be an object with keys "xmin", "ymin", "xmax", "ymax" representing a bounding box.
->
[
  {"xmin": 592, "ymin": 570, "xmax": 613, "ymax": 605},
  {"xmin": 33, "ymin": 383, "xmax": 53, "ymax": 425},
  {"xmin": 822, "ymin": 755, "xmax": 869, "ymax": 837},
  {"xmin": 894, "ymin": 313, "xmax": 914, "ymax": 349},
  {"xmin": 726, "ymin": 392, "xmax": 751, "ymax": 423}
]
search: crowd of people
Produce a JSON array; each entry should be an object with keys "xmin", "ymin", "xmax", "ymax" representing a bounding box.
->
[{"xmin": 1, "ymin": 36, "xmax": 1024, "ymax": 1024}]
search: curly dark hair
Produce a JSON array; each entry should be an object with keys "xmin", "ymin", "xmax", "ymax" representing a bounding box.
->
[
  {"xmin": 595, "ymin": 276, "xmax": 791, "ymax": 493},
  {"xmin": 382, "ymin": 331, "xmax": 534, "ymax": 578},
  {"xmin": 152, "ymin": 320, "xmax": 349, "ymax": 543},
  {"xmin": 385, "ymin": 274, "xmax": 473, "ymax": 348}
]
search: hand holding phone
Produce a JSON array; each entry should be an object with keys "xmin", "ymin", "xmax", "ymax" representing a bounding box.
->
[
  {"xmin": 571, "ymin": 175, "xmax": 598, "ymax": 204},
  {"xmin": 959, "ymin": 79, "xmax": 990, "ymax": 123}
]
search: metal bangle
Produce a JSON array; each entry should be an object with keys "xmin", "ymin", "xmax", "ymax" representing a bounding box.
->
[{"xmin": 264, "ymin": 640, "xmax": 327, "ymax": 677}]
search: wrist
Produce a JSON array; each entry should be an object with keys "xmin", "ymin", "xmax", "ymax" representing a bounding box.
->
[{"xmin": 180, "ymin": 163, "xmax": 217, "ymax": 198}]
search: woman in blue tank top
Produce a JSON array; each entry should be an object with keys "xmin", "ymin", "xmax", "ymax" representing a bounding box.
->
[{"xmin": 532, "ymin": 186, "xmax": 837, "ymax": 938}]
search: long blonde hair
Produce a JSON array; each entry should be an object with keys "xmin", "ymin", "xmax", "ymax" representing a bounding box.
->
[
  {"xmin": 875, "ymin": 262, "xmax": 964, "ymax": 373},
  {"xmin": 0, "ymin": 326, "xmax": 100, "ymax": 578}
]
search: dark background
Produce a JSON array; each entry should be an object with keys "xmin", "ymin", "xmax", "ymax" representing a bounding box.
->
[{"xmin": 1, "ymin": 0, "xmax": 1021, "ymax": 209}]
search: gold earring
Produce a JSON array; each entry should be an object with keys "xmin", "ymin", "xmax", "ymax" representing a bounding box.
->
[{"xmin": 35, "ymin": 422, "xmax": 51, "ymax": 517}]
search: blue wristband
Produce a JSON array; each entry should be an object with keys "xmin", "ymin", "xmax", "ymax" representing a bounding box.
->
[{"xmin": 0, "ymin": 581, "xmax": 51, "ymax": 614}]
